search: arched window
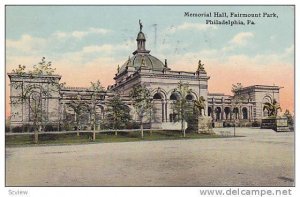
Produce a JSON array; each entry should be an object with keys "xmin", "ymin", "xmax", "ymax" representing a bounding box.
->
[
  {"xmin": 153, "ymin": 93, "xmax": 162, "ymax": 100},
  {"xmin": 170, "ymin": 93, "xmax": 179, "ymax": 100},
  {"xmin": 262, "ymin": 96, "xmax": 272, "ymax": 104},
  {"xmin": 186, "ymin": 94, "xmax": 194, "ymax": 101},
  {"xmin": 262, "ymin": 96, "xmax": 272, "ymax": 117}
]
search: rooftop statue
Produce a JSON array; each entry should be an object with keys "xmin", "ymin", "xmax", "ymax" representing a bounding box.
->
[
  {"xmin": 139, "ymin": 19, "xmax": 143, "ymax": 32},
  {"xmin": 197, "ymin": 60, "xmax": 205, "ymax": 71}
]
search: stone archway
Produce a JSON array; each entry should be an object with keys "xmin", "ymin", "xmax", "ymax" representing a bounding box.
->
[
  {"xmin": 93, "ymin": 105, "xmax": 105, "ymax": 130},
  {"xmin": 153, "ymin": 92, "xmax": 165, "ymax": 123},
  {"xmin": 215, "ymin": 107, "xmax": 222, "ymax": 121},
  {"xmin": 242, "ymin": 107, "xmax": 248, "ymax": 120},
  {"xmin": 262, "ymin": 95, "xmax": 272, "ymax": 117},
  {"xmin": 224, "ymin": 107, "xmax": 231, "ymax": 120},
  {"xmin": 233, "ymin": 107, "xmax": 239, "ymax": 119},
  {"xmin": 169, "ymin": 92, "xmax": 180, "ymax": 122}
]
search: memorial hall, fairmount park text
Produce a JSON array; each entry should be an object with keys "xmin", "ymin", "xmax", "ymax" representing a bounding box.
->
[
  {"xmin": 184, "ymin": 11, "xmax": 278, "ymax": 18},
  {"xmin": 184, "ymin": 11, "xmax": 278, "ymax": 26}
]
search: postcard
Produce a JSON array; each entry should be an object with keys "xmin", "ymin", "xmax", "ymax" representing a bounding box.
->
[{"xmin": 5, "ymin": 5, "xmax": 294, "ymax": 189}]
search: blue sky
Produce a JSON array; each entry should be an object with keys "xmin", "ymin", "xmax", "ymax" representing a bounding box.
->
[
  {"xmin": 6, "ymin": 6, "xmax": 294, "ymax": 61},
  {"xmin": 5, "ymin": 5, "xmax": 295, "ymax": 111}
]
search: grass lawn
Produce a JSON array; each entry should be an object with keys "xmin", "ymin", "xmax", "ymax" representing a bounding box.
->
[{"xmin": 5, "ymin": 130, "xmax": 231, "ymax": 147}]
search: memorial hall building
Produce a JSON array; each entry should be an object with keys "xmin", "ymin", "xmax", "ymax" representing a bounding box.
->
[{"xmin": 8, "ymin": 23, "xmax": 281, "ymax": 131}]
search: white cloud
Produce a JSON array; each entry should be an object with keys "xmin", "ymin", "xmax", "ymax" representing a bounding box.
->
[
  {"xmin": 6, "ymin": 34, "xmax": 46, "ymax": 52},
  {"xmin": 89, "ymin": 27, "xmax": 111, "ymax": 34},
  {"xmin": 229, "ymin": 32, "xmax": 254, "ymax": 46},
  {"xmin": 82, "ymin": 44, "xmax": 114, "ymax": 53},
  {"xmin": 52, "ymin": 31, "xmax": 68, "ymax": 39},
  {"xmin": 6, "ymin": 27, "xmax": 114, "ymax": 57},
  {"xmin": 53, "ymin": 27, "xmax": 111, "ymax": 39},
  {"xmin": 168, "ymin": 22, "xmax": 217, "ymax": 33},
  {"xmin": 222, "ymin": 32, "xmax": 254, "ymax": 51},
  {"xmin": 71, "ymin": 31, "xmax": 88, "ymax": 39},
  {"xmin": 57, "ymin": 40, "xmax": 135, "ymax": 65}
]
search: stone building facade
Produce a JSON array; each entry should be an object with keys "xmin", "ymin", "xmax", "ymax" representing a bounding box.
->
[
  {"xmin": 207, "ymin": 84, "xmax": 280, "ymax": 125},
  {"xmin": 8, "ymin": 73, "xmax": 61, "ymax": 130},
  {"xmin": 7, "ymin": 23, "xmax": 281, "ymax": 131}
]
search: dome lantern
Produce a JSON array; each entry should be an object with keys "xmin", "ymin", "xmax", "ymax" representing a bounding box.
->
[{"xmin": 133, "ymin": 20, "xmax": 150, "ymax": 55}]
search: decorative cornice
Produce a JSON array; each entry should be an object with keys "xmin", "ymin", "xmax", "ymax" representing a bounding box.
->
[{"xmin": 7, "ymin": 73, "xmax": 61, "ymax": 79}]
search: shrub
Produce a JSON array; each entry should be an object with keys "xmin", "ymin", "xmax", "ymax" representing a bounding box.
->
[
  {"xmin": 44, "ymin": 123, "xmax": 59, "ymax": 132},
  {"xmin": 44, "ymin": 124, "xmax": 54, "ymax": 132},
  {"xmin": 240, "ymin": 122, "xmax": 252, "ymax": 127},
  {"xmin": 252, "ymin": 121, "xmax": 261, "ymax": 127},
  {"xmin": 12, "ymin": 126, "xmax": 23, "ymax": 133},
  {"xmin": 63, "ymin": 122, "xmax": 75, "ymax": 131},
  {"xmin": 82, "ymin": 126, "xmax": 88, "ymax": 130},
  {"xmin": 126, "ymin": 121, "xmax": 140, "ymax": 129},
  {"xmin": 186, "ymin": 116, "xmax": 198, "ymax": 132},
  {"xmin": 286, "ymin": 115, "xmax": 294, "ymax": 128},
  {"xmin": 5, "ymin": 125, "xmax": 10, "ymax": 133},
  {"xmin": 38, "ymin": 133, "xmax": 59, "ymax": 141},
  {"xmin": 223, "ymin": 122, "xmax": 234, "ymax": 127}
]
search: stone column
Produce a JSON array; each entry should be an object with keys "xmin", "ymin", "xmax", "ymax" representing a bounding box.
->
[
  {"xmin": 248, "ymin": 106, "xmax": 251, "ymax": 121},
  {"xmin": 250, "ymin": 106, "xmax": 253, "ymax": 121},
  {"xmin": 222, "ymin": 106, "xmax": 225, "ymax": 120},
  {"xmin": 161, "ymin": 102, "xmax": 164, "ymax": 122},
  {"xmin": 212, "ymin": 106, "xmax": 215, "ymax": 121},
  {"xmin": 165, "ymin": 101, "xmax": 168, "ymax": 122}
]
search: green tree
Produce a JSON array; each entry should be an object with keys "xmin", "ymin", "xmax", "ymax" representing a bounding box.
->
[
  {"xmin": 89, "ymin": 80, "xmax": 105, "ymax": 141},
  {"xmin": 231, "ymin": 83, "xmax": 247, "ymax": 121},
  {"xmin": 10, "ymin": 57, "xmax": 63, "ymax": 143},
  {"xmin": 130, "ymin": 85, "xmax": 152, "ymax": 138},
  {"xmin": 30, "ymin": 57, "xmax": 56, "ymax": 75},
  {"xmin": 172, "ymin": 81, "xmax": 193, "ymax": 137},
  {"xmin": 104, "ymin": 95, "xmax": 131, "ymax": 135},
  {"xmin": 67, "ymin": 95, "xmax": 89, "ymax": 135}
]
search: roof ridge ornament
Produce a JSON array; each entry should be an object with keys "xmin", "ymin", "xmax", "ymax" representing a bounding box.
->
[
  {"xmin": 141, "ymin": 57, "xmax": 146, "ymax": 67},
  {"xmin": 127, "ymin": 56, "xmax": 131, "ymax": 65}
]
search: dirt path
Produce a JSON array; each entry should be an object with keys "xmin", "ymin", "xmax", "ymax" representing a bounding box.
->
[{"xmin": 6, "ymin": 128, "xmax": 294, "ymax": 186}]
